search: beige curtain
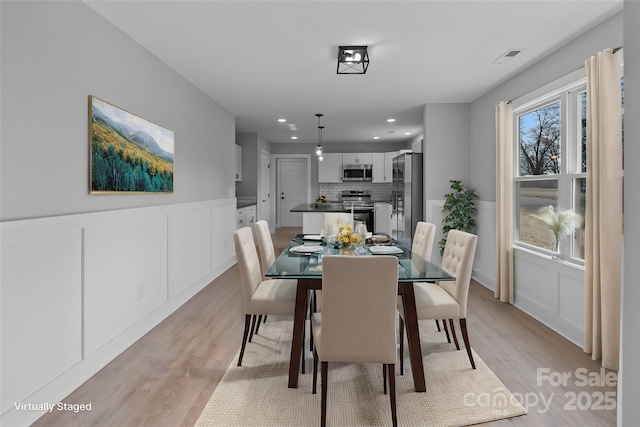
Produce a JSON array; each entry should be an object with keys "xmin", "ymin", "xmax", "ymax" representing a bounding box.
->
[
  {"xmin": 584, "ymin": 48, "xmax": 623, "ymax": 370},
  {"xmin": 495, "ymin": 101, "xmax": 514, "ymax": 304}
]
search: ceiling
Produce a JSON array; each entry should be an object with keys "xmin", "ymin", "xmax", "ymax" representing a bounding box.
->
[{"xmin": 84, "ymin": 0, "xmax": 622, "ymax": 146}]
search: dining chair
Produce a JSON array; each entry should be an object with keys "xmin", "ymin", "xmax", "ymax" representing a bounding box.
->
[
  {"xmin": 409, "ymin": 221, "xmax": 449, "ymax": 341},
  {"xmin": 311, "ymin": 255, "xmax": 399, "ymax": 427},
  {"xmin": 398, "ymin": 229, "xmax": 478, "ymax": 370},
  {"xmin": 254, "ymin": 220, "xmax": 299, "ymax": 334},
  {"xmin": 322, "ymin": 212, "xmax": 353, "ymax": 236},
  {"xmin": 233, "ymin": 227, "xmax": 297, "ymax": 366}
]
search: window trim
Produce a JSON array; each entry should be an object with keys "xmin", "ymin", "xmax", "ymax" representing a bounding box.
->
[{"xmin": 513, "ymin": 78, "xmax": 587, "ymax": 265}]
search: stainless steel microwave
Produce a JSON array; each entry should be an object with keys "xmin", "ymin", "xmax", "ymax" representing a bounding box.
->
[{"xmin": 342, "ymin": 164, "xmax": 373, "ymax": 181}]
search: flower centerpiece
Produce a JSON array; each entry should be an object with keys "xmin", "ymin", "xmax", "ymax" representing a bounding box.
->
[
  {"xmin": 532, "ymin": 205, "xmax": 583, "ymax": 259},
  {"xmin": 336, "ymin": 224, "xmax": 362, "ymax": 253}
]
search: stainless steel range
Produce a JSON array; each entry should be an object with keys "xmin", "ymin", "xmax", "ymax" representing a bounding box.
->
[{"xmin": 340, "ymin": 190, "xmax": 374, "ymax": 231}]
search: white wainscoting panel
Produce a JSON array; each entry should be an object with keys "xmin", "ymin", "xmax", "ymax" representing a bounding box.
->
[
  {"xmin": 1, "ymin": 229, "xmax": 82, "ymax": 414},
  {"xmin": 0, "ymin": 199, "xmax": 237, "ymax": 427},
  {"xmin": 168, "ymin": 208, "xmax": 210, "ymax": 297},
  {"xmin": 514, "ymin": 247, "xmax": 585, "ymax": 347},
  {"xmin": 85, "ymin": 215, "xmax": 169, "ymax": 351}
]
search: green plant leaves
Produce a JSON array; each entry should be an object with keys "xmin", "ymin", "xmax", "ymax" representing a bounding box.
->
[{"xmin": 439, "ymin": 180, "xmax": 477, "ymax": 255}]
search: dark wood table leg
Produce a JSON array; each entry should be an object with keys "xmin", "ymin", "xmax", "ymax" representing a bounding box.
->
[
  {"xmin": 288, "ymin": 278, "xmax": 310, "ymax": 388},
  {"xmin": 400, "ymin": 282, "xmax": 426, "ymax": 392}
]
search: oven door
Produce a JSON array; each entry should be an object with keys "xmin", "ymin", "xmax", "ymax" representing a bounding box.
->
[{"xmin": 353, "ymin": 210, "xmax": 374, "ymax": 233}]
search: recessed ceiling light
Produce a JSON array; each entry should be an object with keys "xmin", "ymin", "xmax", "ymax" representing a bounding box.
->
[
  {"xmin": 372, "ymin": 136, "xmax": 380, "ymax": 140},
  {"xmin": 277, "ymin": 118, "xmax": 287, "ymax": 123},
  {"xmin": 403, "ymin": 132, "xmax": 411, "ymax": 135},
  {"xmin": 291, "ymin": 136, "xmax": 298, "ymax": 140},
  {"xmin": 386, "ymin": 118, "xmax": 396, "ymax": 123}
]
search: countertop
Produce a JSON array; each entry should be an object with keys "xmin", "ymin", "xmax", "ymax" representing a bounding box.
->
[
  {"xmin": 289, "ymin": 203, "xmax": 346, "ymax": 213},
  {"xmin": 237, "ymin": 202, "xmax": 256, "ymax": 209}
]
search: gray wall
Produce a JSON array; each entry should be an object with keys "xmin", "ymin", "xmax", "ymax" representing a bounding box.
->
[
  {"xmin": 423, "ymin": 103, "xmax": 471, "ymax": 200},
  {"xmin": 469, "ymin": 11, "xmax": 623, "ymax": 202},
  {"xmin": 235, "ymin": 133, "xmax": 259, "ymax": 197},
  {"xmin": 620, "ymin": 1, "xmax": 640, "ymax": 423},
  {"xmin": 0, "ymin": 1, "xmax": 235, "ymax": 221}
]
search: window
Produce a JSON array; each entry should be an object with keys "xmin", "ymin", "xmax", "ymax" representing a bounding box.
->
[{"xmin": 514, "ymin": 81, "xmax": 586, "ymax": 261}]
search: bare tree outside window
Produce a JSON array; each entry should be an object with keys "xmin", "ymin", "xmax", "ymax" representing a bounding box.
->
[{"xmin": 519, "ymin": 102, "xmax": 561, "ymax": 176}]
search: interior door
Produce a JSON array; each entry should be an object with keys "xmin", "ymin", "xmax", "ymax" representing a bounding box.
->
[
  {"xmin": 277, "ymin": 158, "xmax": 307, "ymax": 227},
  {"xmin": 261, "ymin": 151, "xmax": 271, "ymax": 229}
]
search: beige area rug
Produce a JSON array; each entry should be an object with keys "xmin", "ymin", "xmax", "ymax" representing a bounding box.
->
[{"xmin": 196, "ymin": 316, "xmax": 526, "ymax": 427}]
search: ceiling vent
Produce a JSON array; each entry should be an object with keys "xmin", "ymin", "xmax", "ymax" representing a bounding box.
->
[{"xmin": 492, "ymin": 48, "xmax": 525, "ymax": 65}]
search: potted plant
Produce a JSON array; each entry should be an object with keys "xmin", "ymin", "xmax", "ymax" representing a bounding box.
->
[{"xmin": 439, "ymin": 180, "xmax": 477, "ymax": 255}]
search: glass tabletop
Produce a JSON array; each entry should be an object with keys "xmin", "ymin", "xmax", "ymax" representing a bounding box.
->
[{"xmin": 265, "ymin": 234, "xmax": 455, "ymax": 282}]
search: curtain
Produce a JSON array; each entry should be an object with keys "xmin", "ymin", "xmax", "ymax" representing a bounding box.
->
[
  {"xmin": 495, "ymin": 101, "xmax": 514, "ymax": 304},
  {"xmin": 584, "ymin": 48, "xmax": 623, "ymax": 370}
]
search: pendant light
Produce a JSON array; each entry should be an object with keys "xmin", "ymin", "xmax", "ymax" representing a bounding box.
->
[{"xmin": 315, "ymin": 113, "xmax": 324, "ymax": 161}]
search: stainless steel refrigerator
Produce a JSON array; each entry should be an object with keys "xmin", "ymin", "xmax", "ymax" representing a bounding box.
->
[{"xmin": 391, "ymin": 152, "xmax": 423, "ymax": 247}]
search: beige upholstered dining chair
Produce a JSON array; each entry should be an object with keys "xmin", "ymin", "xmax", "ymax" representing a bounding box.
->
[
  {"xmin": 253, "ymin": 220, "xmax": 299, "ymax": 335},
  {"xmin": 233, "ymin": 227, "xmax": 297, "ymax": 366},
  {"xmin": 322, "ymin": 212, "xmax": 353, "ymax": 236},
  {"xmin": 411, "ymin": 221, "xmax": 436, "ymax": 262},
  {"xmin": 398, "ymin": 229, "xmax": 478, "ymax": 369},
  {"xmin": 311, "ymin": 255, "xmax": 399, "ymax": 427}
]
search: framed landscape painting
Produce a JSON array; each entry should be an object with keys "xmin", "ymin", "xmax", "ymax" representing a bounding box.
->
[{"xmin": 89, "ymin": 96, "xmax": 174, "ymax": 193}]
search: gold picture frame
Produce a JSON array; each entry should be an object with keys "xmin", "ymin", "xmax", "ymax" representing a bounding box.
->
[{"xmin": 89, "ymin": 96, "xmax": 174, "ymax": 194}]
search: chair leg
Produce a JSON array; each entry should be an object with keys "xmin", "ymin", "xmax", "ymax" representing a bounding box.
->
[
  {"xmin": 383, "ymin": 364, "xmax": 388, "ymax": 395},
  {"xmin": 312, "ymin": 349, "xmax": 319, "ymax": 394},
  {"xmin": 459, "ymin": 319, "xmax": 476, "ymax": 369},
  {"xmin": 248, "ymin": 314, "xmax": 257, "ymax": 342},
  {"xmin": 321, "ymin": 362, "xmax": 328, "ymax": 427},
  {"xmin": 442, "ymin": 318, "xmax": 451, "ymax": 343},
  {"xmin": 255, "ymin": 315, "xmax": 263, "ymax": 335},
  {"xmin": 398, "ymin": 316, "xmax": 405, "ymax": 376},
  {"xmin": 387, "ymin": 363, "xmax": 398, "ymax": 427},
  {"xmin": 301, "ymin": 301, "xmax": 307, "ymax": 374},
  {"xmin": 237, "ymin": 314, "xmax": 251, "ymax": 366},
  {"xmin": 435, "ymin": 319, "xmax": 441, "ymax": 332},
  {"xmin": 309, "ymin": 291, "xmax": 315, "ymax": 352},
  {"xmin": 448, "ymin": 319, "xmax": 460, "ymax": 350},
  {"xmin": 263, "ymin": 315, "xmax": 267, "ymax": 322}
]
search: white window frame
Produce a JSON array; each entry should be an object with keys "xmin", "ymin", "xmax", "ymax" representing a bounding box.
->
[{"xmin": 513, "ymin": 78, "xmax": 587, "ymax": 265}]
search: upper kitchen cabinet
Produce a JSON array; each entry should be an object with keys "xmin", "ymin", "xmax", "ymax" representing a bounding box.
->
[
  {"xmin": 342, "ymin": 153, "xmax": 373, "ymax": 165},
  {"xmin": 318, "ymin": 153, "xmax": 343, "ymax": 183},
  {"xmin": 235, "ymin": 144, "xmax": 243, "ymax": 181},
  {"xmin": 372, "ymin": 153, "xmax": 385, "ymax": 182},
  {"xmin": 384, "ymin": 151, "xmax": 397, "ymax": 182}
]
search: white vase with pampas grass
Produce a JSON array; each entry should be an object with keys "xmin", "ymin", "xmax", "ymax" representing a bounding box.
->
[{"xmin": 532, "ymin": 205, "xmax": 583, "ymax": 259}]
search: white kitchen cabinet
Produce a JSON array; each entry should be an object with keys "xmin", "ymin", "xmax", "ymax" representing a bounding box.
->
[
  {"xmin": 372, "ymin": 153, "xmax": 385, "ymax": 182},
  {"xmin": 236, "ymin": 205, "xmax": 256, "ymax": 233},
  {"xmin": 318, "ymin": 153, "xmax": 343, "ymax": 183},
  {"xmin": 374, "ymin": 202, "xmax": 393, "ymax": 235},
  {"xmin": 342, "ymin": 153, "xmax": 373, "ymax": 164},
  {"xmin": 384, "ymin": 151, "xmax": 398, "ymax": 182},
  {"xmin": 235, "ymin": 144, "xmax": 243, "ymax": 181}
]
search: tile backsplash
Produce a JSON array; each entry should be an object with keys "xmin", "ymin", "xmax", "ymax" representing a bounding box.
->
[
  {"xmin": 237, "ymin": 195, "xmax": 257, "ymax": 205},
  {"xmin": 318, "ymin": 183, "xmax": 394, "ymax": 202}
]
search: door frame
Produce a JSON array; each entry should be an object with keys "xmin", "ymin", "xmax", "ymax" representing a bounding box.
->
[
  {"xmin": 259, "ymin": 149, "xmax": 272, "ymax": 232},
  {"xmin": 271, "ymin": 154, "xmax": 312, "ymax": 228}
]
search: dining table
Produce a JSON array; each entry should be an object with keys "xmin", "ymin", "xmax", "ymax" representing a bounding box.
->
[{"xmin": 265, "ymin": 234, "xmax": 455, "ymax": 392}]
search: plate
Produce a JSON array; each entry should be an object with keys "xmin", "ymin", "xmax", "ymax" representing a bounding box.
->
[
  {"xmin": 302, "ymin": 235, "xmax": 323, "ymax": 241},
  {"xmin": 369, "ymin": 246, "xmax": 403, "ymax": 254},
  {"xmin": 290, "ymin": 245, "xmax": 323, "ymax": 254}
]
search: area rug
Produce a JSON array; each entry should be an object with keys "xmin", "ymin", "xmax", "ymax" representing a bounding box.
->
[{"xmin": 195, "ymin": 316, "xmax": 526, "ymax": 426}]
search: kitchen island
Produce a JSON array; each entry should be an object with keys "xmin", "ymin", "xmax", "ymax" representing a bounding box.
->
[{"xmin": 290, "ymin": 202, "xmax": 345, "ymax": 233}]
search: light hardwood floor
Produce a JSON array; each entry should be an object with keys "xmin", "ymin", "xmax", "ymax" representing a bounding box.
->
[{"xmin": 33, "ymin": 227, "xmax": 616, "ymax": 427}]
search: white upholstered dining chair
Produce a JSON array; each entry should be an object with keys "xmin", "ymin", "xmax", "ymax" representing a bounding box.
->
[
  {"xmin": 311, "ymin": 255, "xmax": 399, "ymax": 427},
  {"xmin": 233, "ymin": 227, "xmax": 297, "ymax": 366},
  {"xmin": 398, "ymin": 229, "xmax": 478, "ymax": 369},
  {"xmin": 322, "ymin": 212, "xmax": 353, "ymax": 236},
  {"xmin": 253, "ymin": 220, "xmax": 299, "ymax": 335},
  {"xmin": 411, "ymin": 221, "xmax": 436, "ymax": 262}
]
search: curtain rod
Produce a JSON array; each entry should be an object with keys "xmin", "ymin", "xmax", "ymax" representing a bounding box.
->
[{"xmin": 507, "ymin": 46, "xmax": 623, "ymax": 104}]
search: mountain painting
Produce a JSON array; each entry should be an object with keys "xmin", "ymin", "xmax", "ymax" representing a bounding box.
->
[{"xmin": 90, "ymin": 96, "xmax": 174, "ymax": 193}]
